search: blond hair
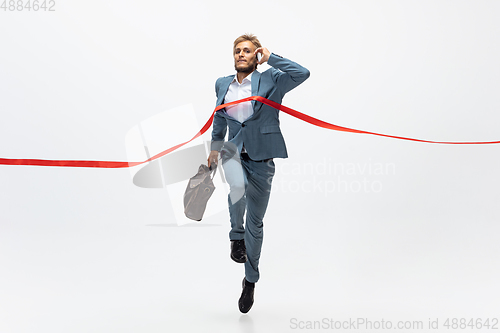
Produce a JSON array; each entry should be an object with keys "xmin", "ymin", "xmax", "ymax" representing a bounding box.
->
[{"xmin": 233, "ymin": 33, "xmax": 262, "ymax": 51}]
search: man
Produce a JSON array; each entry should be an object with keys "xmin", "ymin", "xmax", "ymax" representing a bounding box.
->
[{"xmin": 207, "ymin": 34, "xmax": 309, "ymax": 313}]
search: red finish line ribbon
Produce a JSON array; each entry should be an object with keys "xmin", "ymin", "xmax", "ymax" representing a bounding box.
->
[{"xmin": 1, "ymin": 96, "xmax": 499, "ymax": 169}]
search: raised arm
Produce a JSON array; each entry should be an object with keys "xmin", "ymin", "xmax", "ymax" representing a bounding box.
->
[{"xmin": 255, "ymin": 47, "xmax": 310, "ymax": 94}]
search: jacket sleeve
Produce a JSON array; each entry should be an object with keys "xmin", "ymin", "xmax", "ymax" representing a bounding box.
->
[
  {"xmin": 268, "ymin": 53, "xmax": 310, "ymax": 94},
  {"xmin": 210, "ymin": 78, "xmax": 227, "ymax": 151}
]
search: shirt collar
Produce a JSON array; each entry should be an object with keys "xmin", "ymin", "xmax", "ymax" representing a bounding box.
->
[{"xmin": 232, "ymin": 71, "xmax": 254, "ymax": 84}]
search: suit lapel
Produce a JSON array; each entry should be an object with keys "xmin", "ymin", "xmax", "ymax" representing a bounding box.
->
[
  {"xmin": 217, "ymin": 75, "xmax": 234, "ymax": 107},
  {"xmin": 251, "ymin": 70, "xmax": 262, "ymax": 112}
]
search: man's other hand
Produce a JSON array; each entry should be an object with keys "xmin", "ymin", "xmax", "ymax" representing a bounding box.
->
[{"xmin": 208, "ymin": 150, "xmax": 219, "ymax": 168}]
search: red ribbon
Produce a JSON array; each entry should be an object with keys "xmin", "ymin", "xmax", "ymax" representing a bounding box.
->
[{"xmin": 1, "ymin": 96, "xmax": 499, "ymax": 168}]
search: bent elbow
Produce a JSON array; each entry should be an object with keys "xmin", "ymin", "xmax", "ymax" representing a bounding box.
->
[{"xmin": 303, "ymin": 68, "xmax": 311, "ymax": 80}]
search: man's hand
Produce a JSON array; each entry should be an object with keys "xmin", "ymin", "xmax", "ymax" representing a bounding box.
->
[
  {"xmin": 255, "ymin": 47, "xmax": 271, "ymax": 65},
  {"xmin": 207, "ymin": 150, "xmax": 219, "ymax": 169}
]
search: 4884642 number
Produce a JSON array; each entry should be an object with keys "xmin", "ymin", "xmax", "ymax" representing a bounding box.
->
[
  {"xmin": 1, "ymin": 0, "xmax": 55, "ymax": 11},
  {"xmin": 443, "ymin": 318, "xmax": 499, "ymax": 330}
]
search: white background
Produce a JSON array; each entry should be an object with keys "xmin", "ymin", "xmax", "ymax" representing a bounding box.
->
[{"xmin": 1, "ymin": 1, "xmax": 499, "ymax": 332}]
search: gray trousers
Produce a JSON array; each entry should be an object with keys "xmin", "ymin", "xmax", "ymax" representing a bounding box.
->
[{"xmin": 221, "ymin": 149, "xmax": 275, "ymax": 283}]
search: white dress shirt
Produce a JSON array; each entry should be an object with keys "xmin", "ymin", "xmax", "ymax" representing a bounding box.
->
[{"xmin": 224, "ymin": 72, "xmax": 254, "ymax": 153}]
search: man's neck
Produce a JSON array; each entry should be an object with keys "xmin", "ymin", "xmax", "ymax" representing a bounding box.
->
[{"xmin": 237, "ymin": 71, "xmax": 252, "ymax": 84}]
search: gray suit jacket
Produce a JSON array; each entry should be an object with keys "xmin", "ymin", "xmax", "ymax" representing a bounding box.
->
[{"xmin": 210, "ymin": 53, "xmax": 310, "ymax": 161}]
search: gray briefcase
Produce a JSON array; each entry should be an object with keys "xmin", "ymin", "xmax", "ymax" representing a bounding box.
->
[{"xmin": 183, "ymin": 164, "xmax": 217, "ymax": 221}]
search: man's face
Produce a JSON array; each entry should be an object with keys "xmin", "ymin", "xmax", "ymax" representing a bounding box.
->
[{"xmin": 234, "ymin": 41, "xmax": 258, "ymax": 73}]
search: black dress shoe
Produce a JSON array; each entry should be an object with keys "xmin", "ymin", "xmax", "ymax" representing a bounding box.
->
[
  {"xmin": 230, "ymin": 239, "xmax": 247, "ymax": 263},
  {"xmin": 238, "ymin": 278, "xmax": 255, "ymax": 313}
]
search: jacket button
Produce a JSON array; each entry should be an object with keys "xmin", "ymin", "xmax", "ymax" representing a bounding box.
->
[{"xmin": 241, "ymin": 123, "xmax": 246, "ymax": 127}]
